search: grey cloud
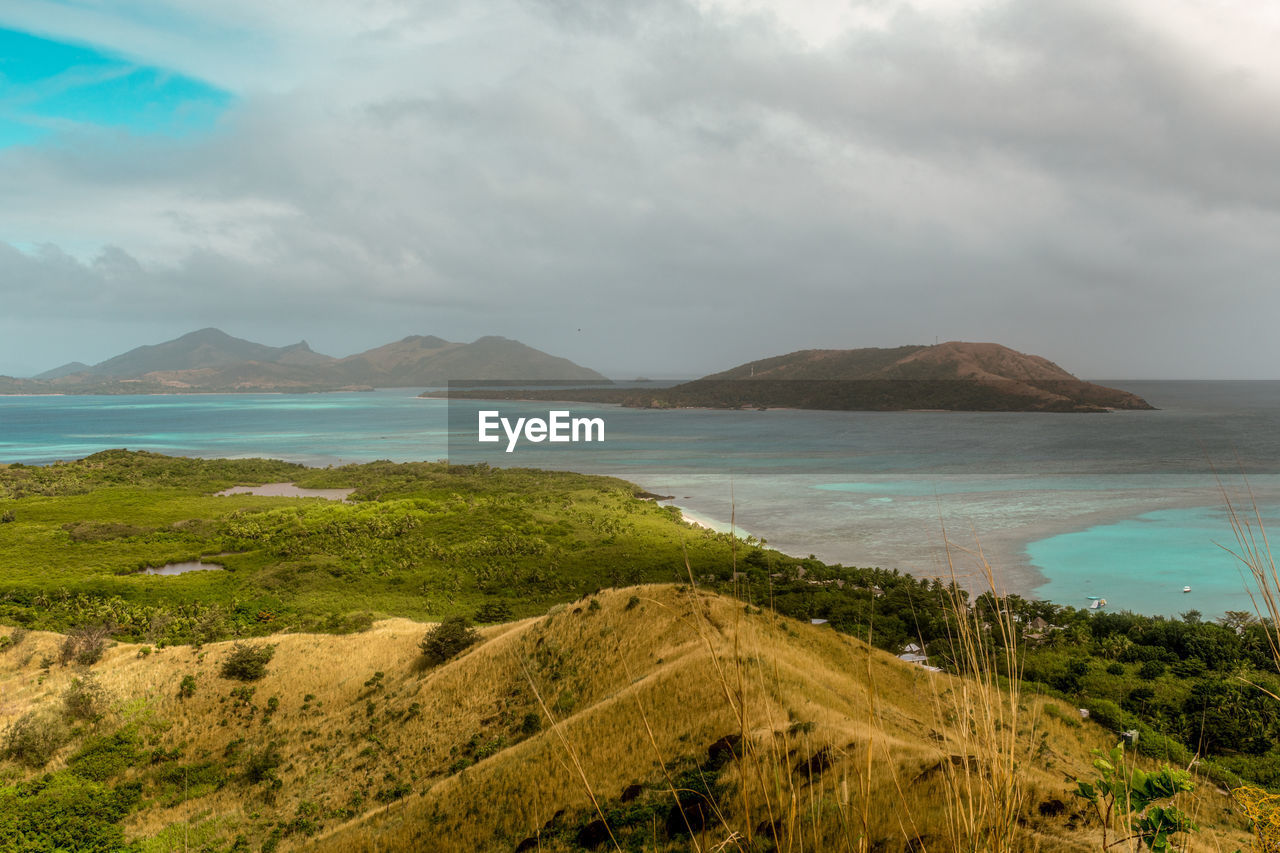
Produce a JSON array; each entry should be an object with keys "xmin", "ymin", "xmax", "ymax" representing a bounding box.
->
[{"xmin": 2, "ymin": 0, "xmax": 1280, "ymax": 379}]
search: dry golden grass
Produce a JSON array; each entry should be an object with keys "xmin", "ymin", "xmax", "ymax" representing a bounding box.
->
[{"xmin": 0, "ymin": 586, "xmax": 1256, "ymax": 852}]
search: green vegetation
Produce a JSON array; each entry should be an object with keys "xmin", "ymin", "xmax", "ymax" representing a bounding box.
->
[
  {"xmin": 418, "ymin": 616, "xmax": 480, "ymax": 666},
  {"xmin": 2, "ymin": 711, "xmax": 70, "ymax": 768},
  {"xmin": 220, "ymin": 642, "xmax": 276, "ymax": 681},
  {"xmin": 1, "ymin": 448, "xmax": 1279, "ymax": 851},
  {"xmin": 1073, "ymin": 742, "xmax": 1198, "ymax": 851},
  {"xmin": 0, "ymin": 450, "xmax": 742, "ymax": 641},
  {"xmin": 0, "ymin": 771, "xmax": 142, "ymax": 853}
]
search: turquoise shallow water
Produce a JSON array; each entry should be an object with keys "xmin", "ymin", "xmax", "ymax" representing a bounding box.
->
[
  {"xmin": 1027, "ymin": 507, "xmax": 1273, "ymax": 617},
  {"xmin": 5, "ymin": 382, "xmax": 1280, "ymax": 617}
]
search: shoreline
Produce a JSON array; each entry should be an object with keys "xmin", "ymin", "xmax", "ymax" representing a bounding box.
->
[{"xmin": 4, "ymin": 445, "xmax": 1269, "ymax": 616}]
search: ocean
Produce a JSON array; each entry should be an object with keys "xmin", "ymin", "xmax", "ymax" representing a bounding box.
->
[{"xmin": 4, "ymin": 381, "xmax": 1280, "ymax": 619}]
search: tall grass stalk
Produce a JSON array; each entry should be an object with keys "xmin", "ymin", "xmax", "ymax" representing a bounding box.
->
[
  {"xmin": 1218, "ymin": 472, "xmax": 1280, "ymax": 850},
  {"xmin": 934, "ymin": 529, "xmax": 1031, "ymax": 853},
  {"xmin": 518, "ymin": 656, "xmax": 623, "ymax": 853},
  {"xmin": 1218, "ymin": 474, "xmax": 1280, "ymax": 665}
]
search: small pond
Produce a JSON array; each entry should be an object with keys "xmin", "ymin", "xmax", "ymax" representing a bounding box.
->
[
  {"xmin": 215, "ymin": 482, "xmax": 354, "ymax": 500},
  {"xmin": 142, "ymin": 561, "xmax": 225, "ymax": 576}
]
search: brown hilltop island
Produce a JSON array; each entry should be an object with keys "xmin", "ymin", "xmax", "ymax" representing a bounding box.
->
[{"xmin": 441, "ymin": 342, "xmax": 1155, "ymax": 412}]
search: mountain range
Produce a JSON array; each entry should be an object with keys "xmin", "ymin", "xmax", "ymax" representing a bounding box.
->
[
  {"xmin": 1, "ymin": 328, "xmax": 606, "ymax": 393},
  {"xmin": 3, "ymin": 335, "xmax": 1154, "ymax": 411},
  {"xmin": 438, "ymin": 341, "xmax": 1155, "ymax": 412}
]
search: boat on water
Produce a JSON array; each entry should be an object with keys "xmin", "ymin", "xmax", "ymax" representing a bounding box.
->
[
  {"xmin": 1182, "ymin": 585, "xmax": 1192, "ymax": 593},
  {"xmin": 1087, "ymin": 595, "xmax": 1102, "ymax": 601},
  {"xmin": 1090, "ymin": 598, "xmax": 1107, "ymax": 610}
]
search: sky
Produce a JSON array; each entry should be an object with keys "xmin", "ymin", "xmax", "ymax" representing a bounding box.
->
[{"xmin": 2, "ymin": 0, "xmax": 1279, "ymax": 379}]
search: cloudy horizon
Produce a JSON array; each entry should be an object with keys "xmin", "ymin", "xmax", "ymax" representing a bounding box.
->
[{"xmin": 3, "ymin": 0, "xmax": 1279, "ymax": 380}]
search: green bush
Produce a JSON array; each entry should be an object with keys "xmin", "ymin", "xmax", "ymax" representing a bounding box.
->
[
  {"xmin": 179, "ymin": 674, "xmax": 198, "ymax": 699},
  {"xmin": 1085, "ymin": 698, "xmax": 1132, "ymax": 733},
  {"xmin": 244, "ymin": 742, "xmax": 283, "ymax": 785},
  {"xmin": 63, "ymin": 674, "xmax": 111, "ymax": 721},
  {"xmin": 68, "ymin": 728, "xmax": 140, "ymax": 781},
  {"xmin": 1137, "ymin": 659, "xmax": 1166, "ymax": 680},
  {"xmin": 3, "ymin": 711, "xmax": 70, "ymax": 767},
  {"xmin": 0, "ymin": 772, "xmax": 140, "ymax": 852},
  {"xmin": 220, "ymin": 643, "xmax": 276, "ymax": 682},
  {"xmin": 58, "ymin": 625, "xmax": 111, "ymax": 667},
  {"xmin": 1130, "ymin": 723, "xmax": 1192, "ymax": 765},
  {"xmin": 474, "ymin": 601, "xmax": 514, "ymax": 623},
  {"xmin": 0, "ymin": 627, "xmax": 27, "ymax": 653},
  {"xmin": 419, "ymin": 617, "xmax": 480, "ymax": 666}
]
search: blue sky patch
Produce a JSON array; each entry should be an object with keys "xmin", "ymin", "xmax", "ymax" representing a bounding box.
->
[{"xmin": 0, "ymin": 27, "xmax": 231, "ymax": 147}]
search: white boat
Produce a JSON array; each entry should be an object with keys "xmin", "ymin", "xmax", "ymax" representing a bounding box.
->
[
  {"xmin": 1182, "ymin": 585, "xmax": 1192, "ymax": 593},
  {"xmin": 1090, "ymin": 598, "xmax": 1107, "ymax": 609}
]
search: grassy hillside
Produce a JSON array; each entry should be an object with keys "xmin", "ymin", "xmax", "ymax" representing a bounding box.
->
[{"xmin": 0, "ymin": 587, "xmax": 1255, "ymax": 852}]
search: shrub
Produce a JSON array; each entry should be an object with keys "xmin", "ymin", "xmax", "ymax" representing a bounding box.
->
[
  {"xmin": 179, "ymin": 674, "xmax": 198, "ymax": 699},
  {"xmin": 244, "ymin": 742, "xmax": 283, "ymax": 785},
  {"xmin": 1132, "ymin": 723, "xmax": 1192, "ymax": 765},
  {"xmin": 220, "ymin": 643, "xmax": 275, "ymax": 682},
  {"xmin": 1172, "ymin": 656, "xmax": 1207, "ymax": 678},
  {"xmin": 68, "ymin": 728, "xmax": 140, "ymax": 781},
  {"xmin": 0, "ymin": 773, "xmax": 140, "ymax": 852},
  {"xmin": 0, "ymin": 627, "xmax": 27, "ymax": 653},
  {"xmin": 474, "ymin": 601, "xmax": 514, "ymax": 623},
  {"xmin": 375, "ymin": 780, "xmax": 411, "ymax": 803},
  {"xmin": 1085, "ymin": 698, "xmax": 1132, "ymax": 733},
  {"xmin": 63, "ymin": 673, "xmax": 111, "ymax": 721},
  {"xmin": 193, "ymin": 610, "xmax": 230, "ymax": 647},
  {"xmin": 1073, "ymin": 742, "xmax": 1198, "ymax": 852},
  {"xmin": 1137, "ymin": 659, "xmax": 1165, "ymax": 680},
  {"xmin": 3, "ymin": 710, "xmax": 70, "ymax": 767},
  {"xmin": 59, "ymin": 625, "xmax": 111, "ymax": 666},
  {"xmin": 419, "ymin": 617, "xmax": 480, "ymax": 666}
]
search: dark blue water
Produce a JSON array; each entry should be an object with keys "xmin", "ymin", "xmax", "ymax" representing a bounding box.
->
[{"xmin": 4, "ymin": 382, "xmax": 1280, "ymax": 617}]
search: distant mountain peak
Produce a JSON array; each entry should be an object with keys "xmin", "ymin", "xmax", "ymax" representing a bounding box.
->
[
  {"xmin": 397, "ymin": 335, "xmax": 451, "ymax": 348},
  {"xmin": 26, "ymin": 330, "xmax": 606, "ymax": 392},
  {"xmin": 181, "ymin": 327, "xmax": 235, "ymax": 342},
  {"xmin": 33, "ymin": 361, "xmax": 91, "ymax": 380}
]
